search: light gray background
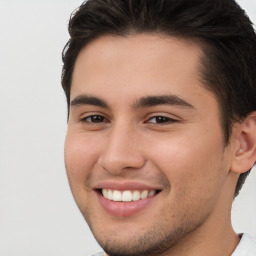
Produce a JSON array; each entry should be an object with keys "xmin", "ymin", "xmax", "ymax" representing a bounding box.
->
[{"xmin": 0, "ymin": 1, "xmax": 255, "ymax": 255}]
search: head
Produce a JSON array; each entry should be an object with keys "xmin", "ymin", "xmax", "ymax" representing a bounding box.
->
[
  {"xmin": 62, "ymin": 0, "xmax": 256, "ymax": 197},
  {"xmin": 62, "ymin": 0, "xmax": 256, "ymax": 255}
]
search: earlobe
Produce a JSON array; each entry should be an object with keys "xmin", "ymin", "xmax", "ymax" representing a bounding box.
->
[{"xmin": 231, "ymin": 112, "xmax": 256, "ymax": 174}]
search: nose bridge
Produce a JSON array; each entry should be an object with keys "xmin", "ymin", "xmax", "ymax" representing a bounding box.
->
[{"xmin": 98, "ymin": 119, "xmax": 145, "ymax": 174}]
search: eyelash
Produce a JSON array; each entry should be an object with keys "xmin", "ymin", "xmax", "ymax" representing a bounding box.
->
[
  {"xmin": 147, "ymin": 116, "xmax": 178, "ymax": 124},
  {"xmin": 80, "ymin": 115, "xmax": 178, "ymax": 125},
  {"xmin": 80, "ymin": 115, "xmax": 108, "ymax": 124}
]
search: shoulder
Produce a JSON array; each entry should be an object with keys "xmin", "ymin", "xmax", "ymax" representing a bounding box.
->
[
  {"xmin": 232, "ymin": 233, "xmax": 256, "ymax": 256},
  {"xmin": 90, "ymin": 253, "xmax": 104, "ymax": 256}
]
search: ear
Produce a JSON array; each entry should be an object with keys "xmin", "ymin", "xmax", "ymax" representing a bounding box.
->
[{"xmin": 231, "ymin": 112, "xmax": 256, "ymax": 174}]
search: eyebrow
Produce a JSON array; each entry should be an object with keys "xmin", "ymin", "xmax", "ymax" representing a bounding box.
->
[
  {"xmin": 70, "ymin": 94, "xmax": 195, "ymax": 110},
  {"xmin": 133, "ymin": 95, "xmax": 195, "ymax": 109},
  {"xmin": 70, "ymin": 95, "xmax": 109, "ymax": 109}
]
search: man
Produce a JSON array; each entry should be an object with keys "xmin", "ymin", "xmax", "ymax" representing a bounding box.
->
[{"xmin": 62, "ymin": 0, "xmax": 256, "ymax": 255}]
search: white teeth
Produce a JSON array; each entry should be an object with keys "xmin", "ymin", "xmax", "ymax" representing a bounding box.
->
[
  {"xmin": 112, "ymin": 190, "xmax": 122, "ymax": 201},
  {"xmin": 148, "ymin": 190, "xmax": 156, "ymax": 197},
  {"xmin": 102, "ymin": 189, "xmax": 157, "ymax": 202},
  {"xmin": 140, "ymin": 190, "xmax": 148, "ymax": 199},
  {"xmin": 102, "ymin": 189, "xmax": 108, "ymax": 198},
  {"xmin": 132, "ymin": 191, "xmax": 141, "ymax": 201},
  {"xmin": 122, "ymin": 191, "xmax": 132, "ymax": 202},
  {"xmin": 108, "ymin": 189, "xmax": 113, "ymax": 200}
]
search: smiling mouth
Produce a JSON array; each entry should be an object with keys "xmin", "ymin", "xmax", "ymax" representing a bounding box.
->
[{"xmin": 99, "ymin": 189, "xmax": 161, "ymax": 202}]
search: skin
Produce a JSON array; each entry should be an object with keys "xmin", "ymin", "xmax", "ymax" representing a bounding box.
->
[{"xmin": 65, "ymin": 34, "xmax": 255, "ymax": 256}]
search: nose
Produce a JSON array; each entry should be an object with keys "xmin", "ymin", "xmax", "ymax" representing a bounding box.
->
[{"xmin": 98, "ymin": 122, "xmax": 146, "ymax": 175}]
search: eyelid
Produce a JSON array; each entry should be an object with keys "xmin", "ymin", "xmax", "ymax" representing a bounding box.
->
[
  {"xmin": 145, "ymin": 111, "xmax": 180, "ymax": 122},
  {"xmin": 79, "ymin": 112, "xmax": 110, "ymax": 123},
  {"xmin": 83, "ymin": 115, "xmax": 105, "ymax": 123},
  {"xmin": 146, "ymin": 116, "xmax": 179, "ymax": 124}
]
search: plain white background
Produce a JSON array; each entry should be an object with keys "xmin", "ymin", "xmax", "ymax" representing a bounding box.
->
[{"xmin": 0, "ymin": 1, "xmax": 255, "ymax": 255}]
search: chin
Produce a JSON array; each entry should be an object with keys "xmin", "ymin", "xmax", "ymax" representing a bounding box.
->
[{"xmin": 91, "ymin": 219, "xmax": 203, "ymax": 256}]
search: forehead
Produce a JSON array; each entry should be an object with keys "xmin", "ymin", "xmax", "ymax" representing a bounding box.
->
[{"xmin": 71, "ymin": 33, "xmax": 211, "ymax": 105}]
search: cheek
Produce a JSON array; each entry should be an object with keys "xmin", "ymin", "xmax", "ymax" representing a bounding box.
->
[
  {"xmin": 148, "ymin": 128, "xmax": 226, "ymax": 199},
  {"xmin": 64, "ymin": 131, "xmax": 100, "ymax": 185},
  {"xmin": 148, "ymin": 136, "xmax": 226, "ymax": 225},
  {"xmin": 64, "ymin": 131, "xmax": 103, "ymax": 214}
]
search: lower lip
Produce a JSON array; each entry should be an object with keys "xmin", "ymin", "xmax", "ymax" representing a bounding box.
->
[{"xmin": 96, "ymin": 192, "xmax": 157, "ymax": 217}]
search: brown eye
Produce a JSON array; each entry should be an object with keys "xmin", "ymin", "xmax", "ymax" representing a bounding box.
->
[
  {"xmin": 148, "ymin": 116, "xmax": 175, "ymax": 124},
  {"xmin": 83, "ymin": 115, "xmax": 106, "ymax": 123},
  {"xmin": 156, "ymin": 116, "xmax": 170, "ymax": 123}
]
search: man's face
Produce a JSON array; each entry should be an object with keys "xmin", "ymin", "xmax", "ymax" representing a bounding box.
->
[{"xmin": 65, "ymin": 34, "xmax": 237, "ymax": 256}]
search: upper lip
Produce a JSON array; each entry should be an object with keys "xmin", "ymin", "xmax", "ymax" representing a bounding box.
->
[{"xmin": 94, "ymin": 181, "xmax": 162, "ymax": 191}]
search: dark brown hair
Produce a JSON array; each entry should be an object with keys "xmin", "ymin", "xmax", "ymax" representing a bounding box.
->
[{"xmin": 62, "ymin": 0, "xmax": 256, "ymax": 197}]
